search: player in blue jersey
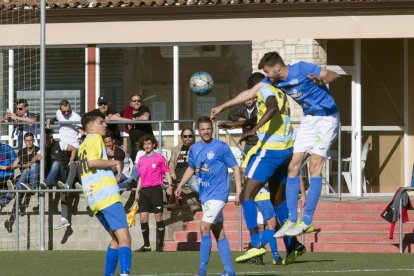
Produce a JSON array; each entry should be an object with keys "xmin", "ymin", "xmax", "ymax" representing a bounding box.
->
[
  {"xmin": 213, "ymin": 72, "xmax": 306, "ymax": 265},
  {"xmin": 175, "ymin": 116, "xmax": 242, "ymax": 276},
  {"xmin": 258, "ymin": 52, "xmax": 340, "ymax": 237}
]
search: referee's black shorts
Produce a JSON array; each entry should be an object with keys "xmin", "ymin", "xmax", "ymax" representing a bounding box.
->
[{"xmin": 138, "ymin": 185, "xmax": 164, "ymax": 213}]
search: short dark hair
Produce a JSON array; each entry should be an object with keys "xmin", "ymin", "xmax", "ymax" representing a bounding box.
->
[
  {"xmin": 196, "ymin": 116, "xmax": 212, "ymax": 129},
  {"xmin": 24, "ymin": 132, "xmax": 34, "ymax": 139},
  {"xmin": 138, "ymin": 134, "xmax": 158, "ymax": 150},
  {"xmin": 60, "ymin": 99, "xmax": 71, "ymax": 108},
  {"xmin": 16, "ymin": 99, "xmax": 28, "ymax": 107},
  {"xmin": 103, "ymin": 130, "xmax": 115, "ymax": 140},
  {"xmin": 258, "ymin": 51, "xmax": 285, "ymax": 70},
  {"xmin": 247, "ymin": 72, "xmax": 265, "ymax": 89},
  {"xmin": 45, "ymin": 128, "xmax": 54, "ymax": 135},
  {"xmin": 81, "ymin": 110, "xmax": 105, "ymax": 130}
]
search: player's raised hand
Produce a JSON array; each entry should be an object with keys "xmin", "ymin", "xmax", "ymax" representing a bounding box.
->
[
  {"xmin": 239, "ymin": 129, "xmax": 255, "ymax": 144},
  {"xmin": 210, "ymin": 106, "xmax": 223, "ymax": 120}
]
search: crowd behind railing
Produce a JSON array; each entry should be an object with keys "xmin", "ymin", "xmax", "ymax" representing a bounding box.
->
[{"xmin": 0, "ymin": 96, "xmax": 206, "ymax": 240}]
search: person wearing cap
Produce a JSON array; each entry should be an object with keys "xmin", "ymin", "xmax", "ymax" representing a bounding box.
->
[{"xmin": 91, "ymin": 95, "xmax": 128, "ymax": 146}]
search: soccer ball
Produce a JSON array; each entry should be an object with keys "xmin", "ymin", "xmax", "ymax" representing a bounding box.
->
[{"xmin": 189, "ymin": 71, "xmax": 214, "ymax": 96}]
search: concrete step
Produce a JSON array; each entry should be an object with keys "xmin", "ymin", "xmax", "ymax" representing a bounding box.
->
[{"xmin": 304, "ymin": 241, "xmax": 407, "ymax": 253}]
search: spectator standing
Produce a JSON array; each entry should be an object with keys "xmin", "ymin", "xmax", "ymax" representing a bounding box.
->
[
  {"xmin": 124, "ymin": 95, "xmax": 153, "ymax": 151},
  {"xmin": 47, "ymin": 99, "xmax": 82, "ymax": 149},
  {"xmin": 227, "ymin": 97, "xmax": 258, "ymax": 154},
  {"xmin": 6, "ymin": 99, "xmax": 40, "ymax": 148}
]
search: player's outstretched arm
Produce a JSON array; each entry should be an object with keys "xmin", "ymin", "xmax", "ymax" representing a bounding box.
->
[
  {"xmin": 88, "ymin": 159, "xmax": 120, "ymax": 170},
  {"xmin": 210, "ymin": 82, "xmax": 264, "ymax": 119},
  {"xmin": 239, "ymin": 96, "xmax": 278, "ymax": 143}
]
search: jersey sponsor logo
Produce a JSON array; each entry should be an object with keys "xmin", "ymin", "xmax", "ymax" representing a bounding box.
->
[
  {"xmin": 288, "ymin": 89, "xmax": 303, "ymax": 99},
  {"xmin": 197, "ymin": 163, "xmax": 211, "ymax": 173},
  {"xmin": 152, "ymin": 163, "xmax": 156, "ymax": 169}
]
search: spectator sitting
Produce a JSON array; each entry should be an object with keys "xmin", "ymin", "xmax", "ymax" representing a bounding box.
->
[
  {"xmin": 6, "ymin": 99, "xmax": 40, "ymax": 148},
  {"xmin": 92, "ymin": 95, "xmax": 130, "ymax": 146},
  {"xmin": 169, "ymin": 128, "xmax": 199, "ymax": 194},
  {"xmin": 39, "ymin": 129, "xmax": 76, "ymax": 189},
  {"xmin": 103, "ymin": 130, "xmax": 135, "ymax": 191},
  {"xmin": 0, "ymin": 142, "xmax": 17, "ymax": 209},
  {"xmin": 9, "ymin": 132, "xmax": 40, "ymax": 190}
]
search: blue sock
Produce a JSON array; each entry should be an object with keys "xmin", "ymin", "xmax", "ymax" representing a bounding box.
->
[
  {"xmin": 259, "ymin": 231, "xmax": 267, "ymax": 246},
  {"xmin": 242, "ymin": 200, "xmax": 260, "ymax": 247},
  {"xmin": 286, "ymin": 177, "xmax": 300, "ymax": 222},
  {"xmin": 199, "ymin": 234, "xmax": 212, "ymax": 272},
  {"xmin": 105, "ymin": 247, "xmax": 118, "ymax": 276},
  {"xmin": 274, "ymin": 201, "xmax": 297, "ymax": 251},
  {"xmin": 118, "ymin": 246, "xmax": 131, "ymax": 275},
  {"xmin": 264, "ymin": 229, "xmax": 279, "ymax": 260},
  {"xmin": 217, "ymin": 237, "xmax": 234, "ymax": 274},
  {"xmin": 303, "ymin": 177, "xmax": 322, "ymax": 225}
]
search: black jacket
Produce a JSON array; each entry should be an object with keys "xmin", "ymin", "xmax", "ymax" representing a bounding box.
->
[{"xmin": 228, "ymin": 104, "xmax": 258, "ymax": 146}]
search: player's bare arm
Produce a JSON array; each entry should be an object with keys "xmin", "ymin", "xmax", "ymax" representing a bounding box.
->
[
  {"xmin": 175, "ymin": 167, "xmax": 195, "ymax": 197},
  {"xmin": 308, "ymin": 69, "xmax": 340, "ymax": 85},
  {"xmin": 239, "ymin": 95, "xmax": 278, "ymax": 144},
  {"xmin": 218, "ymin": 120, "xmax": 244, "ymax": 129},
  {"xmin": 232, "ymin": 165, "xmax": 242, "ymax": 205},
  {"xmin": 164, "ymin": 172, "xmax": 173, "ymax": 195},
  {"xmin": 135, "ymin": 178, "xmax": 142, "ymax": 201},
  {"xmin": 210, "ymin": 82, "xmax": 265, "ymax": 119}
]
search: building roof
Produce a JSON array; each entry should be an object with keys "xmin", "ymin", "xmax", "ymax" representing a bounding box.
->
[
  {"xmin": 3, "ymin": 0, "xmax": 414, "ymax": 24},
  {"xmin": 0, "ymin": 0, "xmax": 409, "ymax": 10}
]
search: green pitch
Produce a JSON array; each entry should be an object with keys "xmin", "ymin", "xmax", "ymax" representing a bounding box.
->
[{"xmin": 0, "ymin": 251, "xmax": 413, "ymax": 275}]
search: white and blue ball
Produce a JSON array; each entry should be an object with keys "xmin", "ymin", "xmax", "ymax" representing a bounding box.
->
[{"xmin": 189, "ymin": 71, "xmax": 214, "ymax": 96}]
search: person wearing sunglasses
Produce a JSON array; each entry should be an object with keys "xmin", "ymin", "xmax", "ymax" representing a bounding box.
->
[
  {"xmin": 167, "ymin": 128, "xmax": 199, "ymax": 230},
  {"xmin": 123, "ymin": 94, "xmax": 154, "ymax": 151},
  {"xmin": 6, "ymin": 99, "xmax": 40, "ymax": 148},
  {"xmin": 47, "ymin": 99, "xmax": 82, "ymax": 149},
  {"xmin": 169, "ymin": 128, "xmax": 198, "ymax": 194}
]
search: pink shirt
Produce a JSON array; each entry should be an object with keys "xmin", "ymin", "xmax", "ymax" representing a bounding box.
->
[{"xmin": 136, "ymin": 152, "xmax": 169, "ymax": 188}]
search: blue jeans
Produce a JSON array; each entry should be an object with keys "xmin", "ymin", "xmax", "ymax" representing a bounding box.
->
[
  {"xmin": 44, "ymin": 161, "xmax": 67, "ymax": 187},
  {"xmin": 118, "ymin": 173, "xmax": 134, "ymax": 189},
  {"xmin": 16, "ymin": 163, "xmax": 40, "ymax": 189}
]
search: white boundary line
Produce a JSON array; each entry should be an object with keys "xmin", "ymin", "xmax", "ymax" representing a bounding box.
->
[{"xmin": 135, "ymin": 268, "xmax": 414, "ymax": 276}]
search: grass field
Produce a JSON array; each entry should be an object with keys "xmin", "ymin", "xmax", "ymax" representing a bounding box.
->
[{"xmin": 0, "ymin": 251, "xmax": 413, "ymax": 275}]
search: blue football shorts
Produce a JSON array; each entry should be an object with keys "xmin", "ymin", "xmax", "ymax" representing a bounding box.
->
[
  {"xmin": 245, "ymin": 148, "xmax": 292, "ymax": 184},
  {"xmin": 96, "ymin": 202, "xmax": 128, "ymax": 232}
]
